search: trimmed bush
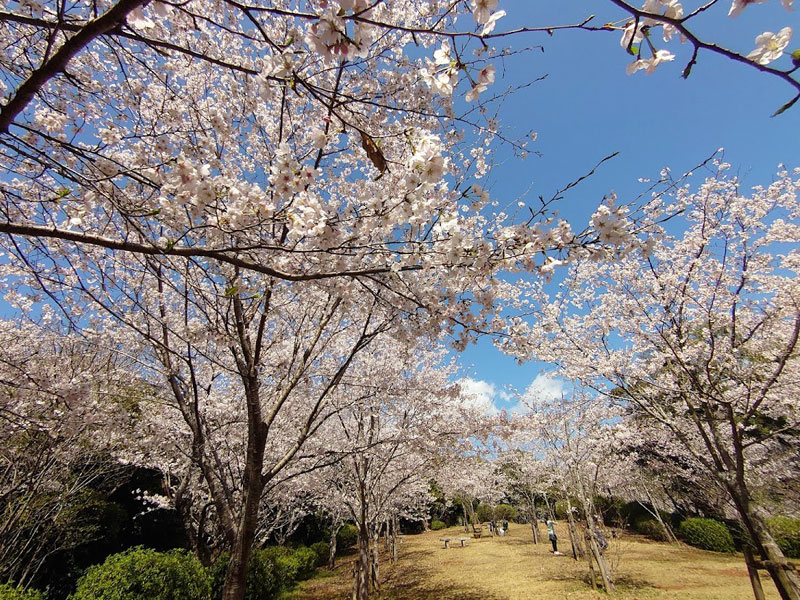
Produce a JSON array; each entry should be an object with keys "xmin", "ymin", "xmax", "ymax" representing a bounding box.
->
[
  {"xmin": 633, "ymin": 519, "xmax": 670, "ymax": 542},
  {"xmin": 476, "ymin": 504, "xmax": 493, "ymax": 523},
  {"xmin": 430, "ymin": 520, "xmax": 447, "ymax": 531},
  {"xmin": 292, "ymin": 546, "xmax": 318, "ymax": 580},
  {"xmin": 261, "ymin": 546, "xmax": 300, "ymax": 584},
  {"xmin": 310, "ymin": 541, "xmax": 329, "ymax": 567},
  {"xmin": 494, "ymin": 504, "xmax": 519, "ymax": 522},
  {"xmin": 209, "ymin": 550, "xmax": 280, "ymax": 600},
  {"xmin": 336, "ymin": 524, "xmax": 358, "ymax": 551},
  {"xmin": 72, "ymin": 547, "xmax": 209, "ymax": 600},
  {"xmin": 768, "ymin": 516, "xmax": 800, "ymax": 559},
  {"xmin": 0, "ymin": 584, "xmax": 45, "ymax": 600},
  {"xmin": 678, "ymin": 518, "xmax": 735, "ymax": 553}
]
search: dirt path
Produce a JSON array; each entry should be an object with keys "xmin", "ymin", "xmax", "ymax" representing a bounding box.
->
[{"xmin": 287, "ymin": 522, "xmax": 783, "ymax": 600}]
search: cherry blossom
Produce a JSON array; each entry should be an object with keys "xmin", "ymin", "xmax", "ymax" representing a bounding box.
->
[{"xmin": 747, "ymin": 26, "xmax": 793, "ymax": 64}]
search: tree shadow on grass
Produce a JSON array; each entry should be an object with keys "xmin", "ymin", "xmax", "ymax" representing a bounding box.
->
[{"xmin": 379, "ymin": 570, "xmax": 504, "ymax": 600}]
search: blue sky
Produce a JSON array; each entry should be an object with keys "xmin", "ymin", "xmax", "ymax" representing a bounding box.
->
[{"xmin": 454, "ymin": 0, "xmax": 800, "ymax": 413}]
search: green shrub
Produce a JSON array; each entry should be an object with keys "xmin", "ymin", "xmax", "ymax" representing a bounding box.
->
[
  {"xmin": 494, "ymin": 504, "xmax": 519, "ymax": 522},
  {"xmin": 72, "ymin": 547, "xmax": 209, "ymax": 600},
  {"xmin": 430, "ymin": 520, "xmax": 447, "ymax": 531},
  {"xmin": 261, "ymin": 546, "xmax": 300, "ymax": 585},
  {"xmin": 310, "ymin": 541, "xmax": 329, "ymax": 567},
  {"xmin": 678, "ymin": 518, "xmax": 735, "ymax": 553},
  {"xmin": 633, "ymin": 519, "xmax": 670, "ymax": 542},
  {"xmin": 768, "ymin": 516, "xmax": 800, "ymax": 559},
  {"xmin": 208, "ymin": 550, "xmax": 280, "ymax": 600},
  {"xmin": 0, "ymin": 583, "xmax": 45, "ymax": 600},
  {"xmin": 291, "ymin": 546, "xmax": 317, "ymax": 580},
  {"xmin": 336, "ymin": 524, "xmax": 358, "ymax": 551},
  {"xmin": 475, "ymin": 504, "xmax": 494, "ymax": 523}
]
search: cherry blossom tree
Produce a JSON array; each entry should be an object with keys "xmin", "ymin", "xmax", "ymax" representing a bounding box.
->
[
  {"xmin": 521, "ymin": 164, "xmax": 800, "ymax": 599},
  {"xmin": 513, "ymin": 391, "xmax": 620, "ymax": 592},
  {"xmin": 0, "ymin": 318, "xmax": 139, "ymax": 587},
  {"xmin": 319, "ymin": 342, "xmax": 477, "ymax": 600}
]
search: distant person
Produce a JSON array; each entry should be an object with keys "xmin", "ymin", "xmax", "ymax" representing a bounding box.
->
[
  {"xmin": 546, "ymin": 518, "xmax": 558, "ymax": 553},
  {"xmin": 502, "ymin": 519, "xmax": 509, "ymax": 532}
]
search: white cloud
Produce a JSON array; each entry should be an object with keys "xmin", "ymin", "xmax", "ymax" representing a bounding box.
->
[
  {"xmin": 457, "ymin": 377, "xmax": 499, "ymax": 416},
  {"xmin": 508, "ymin": 373, "xmax": 564, "ymax": 414}
]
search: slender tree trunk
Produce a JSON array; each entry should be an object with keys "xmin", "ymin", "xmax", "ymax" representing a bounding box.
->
[
  {"xmin": 371, "ymin": 527, "xmax": 380, "ymax": 591},
  {"xmin": 572, "ymin": 475, "xmax": 613, "ymax": 593},
  {"xmin": 391, "ymin": 515, "xmax": 398, "ymax": 562},
  {"xmin": 744, "ymin": 546, "xmax": 767, "ymax": 600},
  {"xmin": 529, "ymin": 506, "xmax": 541, "ymax": 544},
  {"xmin": 328, "ymin": 523, "xmax": 341, "ymax": 570},
  {"xmin": 640, "ymin": 480, "xmax": 677, "ymax": 543},
  {"xmin": 565, "ymin": 497, "xmax": 585, "ymax": 560}
]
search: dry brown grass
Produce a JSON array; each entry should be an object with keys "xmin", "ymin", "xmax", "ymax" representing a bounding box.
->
[{"xmin": 285, "ymin": 522, "xmax": 785, "ymax": 600}]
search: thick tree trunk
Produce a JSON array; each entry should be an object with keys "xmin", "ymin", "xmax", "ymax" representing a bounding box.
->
[
  {"xmin": 731, "ymin": 488, "xmax": 800, "ymax": 600},
  {"xmin": 221, "ymin": 463, "xmax": 265, "ymax": 600},
  {"xmin": 356, "ymin": 519, "xmax": 371, "ymax": 600}
]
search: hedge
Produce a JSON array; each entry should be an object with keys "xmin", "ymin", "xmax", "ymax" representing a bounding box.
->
[
  {"xmin": 633, "ymin": 519, "xmax": 670, "ymax": 542},
  {"xmin": 209, "ymin": 550, "xmax": 280, "ymax": 600},
  {"xmin": 336, "ymin": 524, "xmax": 358, "ymax": 551},
  {"xmin": 72, "ymin": 547, "xmax": 209, "ymax": 600},
  {"xmin": 309, "ymin": 541, "xmax": 330, "ymax": 567},
  {"xmin": 678, "ymin": 518, "xmax": 735, "ymax": 553},
  {"xmin": 430, "ymin": 520, "xmax": 447, "ymax": 531},
  {"xmin": 767, "ymin": 516, "xmax": 800, "ymax": 559}
]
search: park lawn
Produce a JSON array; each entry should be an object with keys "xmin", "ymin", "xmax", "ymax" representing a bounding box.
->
[{"xmin": 285, "ymin": 522, "xmax": 786, "ymax": 600}]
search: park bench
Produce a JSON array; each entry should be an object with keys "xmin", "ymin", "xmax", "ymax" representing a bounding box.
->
[
  {"xmin": 440, "ymin": 537, "xmax": 469, "ymax": 548},
  {"xmin": 471, "ymin": 524, "xmax": 483, "ymax": 538}
]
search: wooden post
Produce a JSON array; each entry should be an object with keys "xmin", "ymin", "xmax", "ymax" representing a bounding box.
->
[{"xmin": 744, "ymin": 547, "xmax": 768, "ymax": 600}]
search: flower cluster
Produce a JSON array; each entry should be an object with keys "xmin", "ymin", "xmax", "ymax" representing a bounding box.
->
[
  {"xmin": 305, "ymin": 1, "xmax": 373, "ymax": 61},
  {"xmin": 590, "ymin": 195, "xmax": 633, "ymax": 247},
  {"xmin": 420, "ymin": 40, "xmax": 459, "ymax": 97},
  {"xmin": 269, "ymin": 143, "xmax": 318, "ymax": 202},
  {"xmin": 621, "ymin": 0, "xmax": 795, "ymax": 75}
]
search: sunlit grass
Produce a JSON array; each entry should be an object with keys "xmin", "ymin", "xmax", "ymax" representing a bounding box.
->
[{"xmin": 285, "ymin": 522, "xmax": 785, "ymax": 599}]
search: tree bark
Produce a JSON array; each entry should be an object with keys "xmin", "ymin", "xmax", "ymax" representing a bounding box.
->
[
  {"xmin": 328, "ymin": 523, "xmax": 341, "ymax": 570},
  {"xmin": 730, "ymin": 486, "xmax": 800, "ymax": 600}
]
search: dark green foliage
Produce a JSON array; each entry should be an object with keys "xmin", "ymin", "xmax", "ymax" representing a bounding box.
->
[
  {"xmin": 335, "ymin": 524, "xmax": 358, "ymax": 551},
  {"xmin": 309, "ymin": 542, "xmax": 329, "ymax": 567},
  {"xmin": 0, "ymin": 584, "xmax": 46, "ymax": 600},
  {"xmin": 430, "ymin": 520, "xmax": 447, "ymax": 531},
  {"xmin": 475, "ymin": 504, "xmax": 494, "ymax": 523},
  {"xmin": 261, "ymin": 546, "xmax": 300, "ymax": 584},
  {"xmin": 767, "ymin": 516, "xmax": 800, "ymax": 558},
  {"xmin": 493, "ymin": 504, "xmax": 519, "ymax": 522},
  {"xmin": 633, "ymin": 519, "xmax": 669, "ymax": 542},
  {"xmin": 71, "ymin": 547, "xmax": 209, "ymax": 600},
  {"xmin": 291, "ymin": 547, "xmax": 317, "ymax": 580},
  {"xmin": 209, "ymin": 550, "xmax": 281, "ymax": 600},
  {"xmin": 678, "ymin": 518, "xmax": 735, "ymax": 553}
]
